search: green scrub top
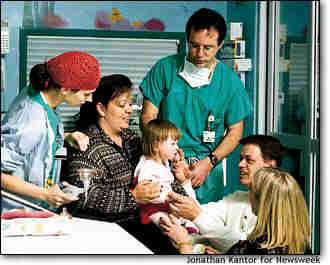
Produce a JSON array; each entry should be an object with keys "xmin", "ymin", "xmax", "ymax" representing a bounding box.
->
[{"xmin": 140, "ymin": 54, "xmax": 252, "ymax": 204}]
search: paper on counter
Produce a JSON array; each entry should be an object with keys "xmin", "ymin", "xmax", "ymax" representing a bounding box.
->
[{"xmin": 1, "ymin": 216, "xmax": 72, "ymax": 237}]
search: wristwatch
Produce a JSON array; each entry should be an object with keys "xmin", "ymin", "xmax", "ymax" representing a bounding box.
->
[{"xmin": 208, "ymin": 152, "xmax": 219, "ymax": 167}]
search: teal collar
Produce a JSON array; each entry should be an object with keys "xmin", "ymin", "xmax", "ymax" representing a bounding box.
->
[
  {"xmin": 177, "ymin": 54, "xmax": 186, "ymax": 74},
  {"xmin": 28, "ymin": 85, "xmax": 59, "ymax": 137}
]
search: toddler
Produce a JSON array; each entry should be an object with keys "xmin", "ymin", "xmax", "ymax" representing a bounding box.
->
[{"xmin": 134, "ymin": 119, "xmax": 198, "ymax": 233}]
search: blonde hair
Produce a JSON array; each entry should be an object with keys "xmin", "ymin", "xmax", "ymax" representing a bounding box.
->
[
  {"xmin": 248, "ymin": 168, "xmax": 311, "ymax": 254},
  {"xmin": 142, "ymin": 119, "xmax": 181, "ymax": 157}
]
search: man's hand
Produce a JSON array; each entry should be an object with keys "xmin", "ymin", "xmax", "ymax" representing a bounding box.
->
[
  {"xmin": 65, "ymin": 131, "xmax": 89, "ymax": 151},
  {"xmin": 168, "ymin": 192, "xmax": 202, "ymax": 221},
  {"xmin": 159, "ymin": 214, "xmax": 193, "ymax": 254},
  {"xmin": 131, "ymin": 180, "xmax": 161, "ymax": 204},
  {"xmin": 190, "ymin": 157, "xmax": 213, "ymax": 188}
]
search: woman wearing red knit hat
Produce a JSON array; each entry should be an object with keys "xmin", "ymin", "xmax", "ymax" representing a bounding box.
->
[{"xmin": 1, "ymin": 51, "xmax": 101, "ymax": 212}]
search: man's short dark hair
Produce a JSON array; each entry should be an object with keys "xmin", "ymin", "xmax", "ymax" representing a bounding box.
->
[
  {"xmin": 186, "ymin": 8, "xmax": 227, "ymax": 45},
  {"xmin": 240, "ymin": 135, "xmax": 286, "ymax": 166}
]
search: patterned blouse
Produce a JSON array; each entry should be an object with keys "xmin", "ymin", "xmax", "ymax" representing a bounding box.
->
[
  {"xmin": 226, "ymin": 235, "xmax": 290, "ymax": 255},
  {"xmin": 63, "ymin": 123, "xmax": 187, "ymax": 222}
]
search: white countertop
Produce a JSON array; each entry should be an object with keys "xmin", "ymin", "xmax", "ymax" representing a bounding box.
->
[{"xmin": 1, "ymin": 217, "xmax": 153, "ymax": 254}]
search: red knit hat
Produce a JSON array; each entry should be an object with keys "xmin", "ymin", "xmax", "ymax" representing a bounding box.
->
[{"xmin": 47, "ymin": 51, "xmax": 100, "ymax": 91}]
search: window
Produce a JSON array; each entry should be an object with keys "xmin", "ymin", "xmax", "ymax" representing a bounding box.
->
[{"xmin": 20, "ymin": 28, "xmax": 185, "ymax": 134}]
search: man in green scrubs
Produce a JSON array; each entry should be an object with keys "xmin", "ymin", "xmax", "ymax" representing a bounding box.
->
[{"xmin": 140, "ymin": 8, "xmax": 252, "ymax": 204}]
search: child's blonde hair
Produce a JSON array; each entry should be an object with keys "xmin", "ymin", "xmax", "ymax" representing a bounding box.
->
[
  {"xmin": 142, "ymin": 119, "xmax": 181, "ymax": 157},
  {"xmin": 248, "ymin": 167, "xmax": 311, "ymax": 254}
]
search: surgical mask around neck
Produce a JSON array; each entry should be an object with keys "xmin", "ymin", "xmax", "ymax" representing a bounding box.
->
[{"xmin": 179, "ymin": 58, "xmax": 213, "ymax": 88}]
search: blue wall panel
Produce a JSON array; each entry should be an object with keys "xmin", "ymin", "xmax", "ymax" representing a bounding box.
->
[{"xmin": 225, "ymin": 1, "xmax": 258, "ymax": 194}]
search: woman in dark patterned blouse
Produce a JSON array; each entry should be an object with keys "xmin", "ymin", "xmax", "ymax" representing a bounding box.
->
[
  {"xmin": 161, "ymin": 168, "xmax": 311, "ymax": 254},
  {"xmin": 63, "ymin": 74, "xmax": 186, "ymax": 253}
]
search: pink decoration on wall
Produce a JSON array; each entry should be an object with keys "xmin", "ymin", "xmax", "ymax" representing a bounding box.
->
[
  {"xmin": 111, "ymin": 18, "xmax": 133, "ymax": 31},
  {"xmin": 143, "ymin": 18, "xmax": 165, "ymax": 32},
  {"xmin": 94, "ymin": 8, "xmax": 165, "ymax": 32},
  {"xmin": 42, "ymin": 12, "xmax": 69, "ymax": 28},
  {"xmin": 95, "ymin": 11, "xmax": 112, "ymax": 29}
]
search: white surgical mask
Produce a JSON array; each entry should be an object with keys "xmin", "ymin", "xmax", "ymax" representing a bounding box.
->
[{"xmin": 179, "ymin": 58, "xmax": 214, "ymax": 88}]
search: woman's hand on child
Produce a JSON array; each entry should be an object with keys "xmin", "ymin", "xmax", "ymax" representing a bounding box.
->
[
  {"xmin": 65, "ymin": 131, "xmax": 89, "ymax": 151},
  {"xmin": 131, "ymin": 180, "xmax": 161, "ymax": 204}
]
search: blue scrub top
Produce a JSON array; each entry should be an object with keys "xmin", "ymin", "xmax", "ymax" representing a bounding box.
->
[{"xmin": 29, "ymin": 86, "xmax": 60, "ymax": 188}]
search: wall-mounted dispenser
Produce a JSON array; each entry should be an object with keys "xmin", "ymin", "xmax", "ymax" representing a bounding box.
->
[{"xmin": 1, "ymin": 20, "xmax": 9, "ymax": 54}]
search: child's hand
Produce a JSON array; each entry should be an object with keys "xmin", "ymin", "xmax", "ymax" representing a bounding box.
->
[
  {"xmin": 172, "ymin": 149, "xmax": 192, "ymax": 184},
  {"xmin": 173, "ymin": 168, "xmax": 186, "ymax": 184},
  {"xmin": 172, "ymin": 161, "xmax": 188, "ymax": 184},
  {"xmin": 174, "ymin": 148, "xmax": 185, "ymax": 162}
]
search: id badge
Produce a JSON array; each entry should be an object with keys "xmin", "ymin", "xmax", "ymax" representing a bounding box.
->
[{"xmin": 203, "ymin": 131, "xmax": 215, "ymax": 143}]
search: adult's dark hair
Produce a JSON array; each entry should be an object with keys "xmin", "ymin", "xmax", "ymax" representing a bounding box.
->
[
  {"xmin": 185, "ymin": 8, "xmax": 227, "ymax": 45},
  {"xmin": 76, "ymin": 74, "xmax": 132, "ymax": 131},
  {"xmin": 240, "ymin": 135, "xmax": 286, "ymax": 167},
  {"xmin": 29, "ymin": 63, "xmax": 61, "ymax": 91}
]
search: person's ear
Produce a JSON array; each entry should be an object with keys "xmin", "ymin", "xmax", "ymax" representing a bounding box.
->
[
  {"xmin": 153, "ymin": 141, "xmax": 160, "ymax": 151},
  {"xmin": 264, "ymin": 159, "xmax": 277, "ymax": 168},
  {"xmin": 59, "ymin": 87, "xmax": 70, "ymax": 95},
  {"xmin": 96, "ymin": 102, "xmax": 106, "ymax": 118},
  {"xmin": 152, "ymin": 141, "xmax": 161, "ymax": 156}
]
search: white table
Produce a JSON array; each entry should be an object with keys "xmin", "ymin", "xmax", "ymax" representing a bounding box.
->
[{"xmin": 1, "ymin": 217, "xmax": 153, "ymax": 254}]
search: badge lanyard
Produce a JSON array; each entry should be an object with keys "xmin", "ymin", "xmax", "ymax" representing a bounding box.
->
[{"xmin": 186, "ymin": 113, "xmax": 216, "ymax": 165}]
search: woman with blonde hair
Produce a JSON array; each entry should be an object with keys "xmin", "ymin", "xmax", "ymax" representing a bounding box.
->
[
  {"xmin": 161, "ymin": 167, "xmax": 311, "ymax": 254},
  {"xmin": 229, "ymin": 167, "xmax": 311, "ymax": 254}
]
